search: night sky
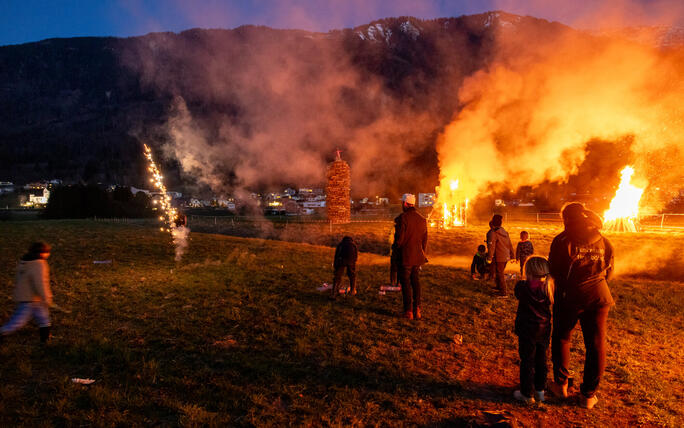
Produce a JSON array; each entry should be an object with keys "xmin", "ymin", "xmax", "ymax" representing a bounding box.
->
[{"xmin": 1, "ymin": 0, "xmax": 683, "ymax": 46}]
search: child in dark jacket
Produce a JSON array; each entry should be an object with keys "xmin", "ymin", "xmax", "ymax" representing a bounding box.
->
[
  {"xmin": 515, "ymin": 231, "xmax": 534, "ymax": 277},
  {"xmin": 471, "ymin": 244, "xmax": 489, "ymax": 280},
  {"xmin": 331, "ymin": 236, "xmax": 358, "ymax": 299},
  {"xmin": 513, "ymin": 256, "xmax": 554, "ymax": 404}
]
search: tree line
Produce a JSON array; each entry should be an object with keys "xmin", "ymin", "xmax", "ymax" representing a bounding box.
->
[{"xmin": 44, "ymin": 186, "xmax": 155, "ymax": 219}]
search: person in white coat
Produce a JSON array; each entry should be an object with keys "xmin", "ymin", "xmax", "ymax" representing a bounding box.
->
[{"xmin": 0, "ymin": 242, "xmax": 53, "ymax": 344}]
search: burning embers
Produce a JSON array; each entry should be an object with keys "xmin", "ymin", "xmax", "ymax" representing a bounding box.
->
[
  {"xmin": 429, "ymin": 179, "xmax": 468, "ymax": 229},
  {"xmin": 603, "ymin": 166, "xmax": 645, "ymax": 233}
]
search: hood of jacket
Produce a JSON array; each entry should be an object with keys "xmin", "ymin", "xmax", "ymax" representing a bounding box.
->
[
  {"xmin": 20, "ymin": 253, "xmax": 41, "ymax": 261},
  {"xmin": 493, "ymin": 227, "xmax": 510, "ymax": 239}
]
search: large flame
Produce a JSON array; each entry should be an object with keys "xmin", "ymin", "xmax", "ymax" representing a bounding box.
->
[
  {"xmin": 434, "ymin": 26, "xmax": 684, "ymax": 214},
  {"xmin": 603, "ymin": 166, "xmax": 645, "ymax": 232},
  {"xmin": 430, "ymin": 178, "xmax": 468, "ymax": 229}
]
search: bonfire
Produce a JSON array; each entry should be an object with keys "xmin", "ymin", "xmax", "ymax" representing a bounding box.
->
[
  {"xmin": 603, "ymin": 166, "xmax": 645, "ymax": 232},
  {"xmin": 429, "ymin": 179, "xmax": 468, "ymax": 229}
]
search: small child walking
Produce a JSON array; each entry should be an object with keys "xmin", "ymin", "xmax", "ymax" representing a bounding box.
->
[
  {"xmin": 513, "ymin": 256, "xmax": 554, "ymax": 403},
  {"xmin": 515, "ymin": 231, "xmax": 534, "ymax": 277},
  {"xmin": 471, "ymin": 244, "xmax": 489, "ymax": 280},
  {"xmin": 0, "ymin": 242, "xmax": 53, "ymax": 344},
  {"xmin": 331, "ymin": 236, "xmax": 358, "ymax": 299}
]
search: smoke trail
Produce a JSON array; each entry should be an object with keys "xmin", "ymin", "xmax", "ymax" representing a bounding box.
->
[{"xmin": 172, "ymin": 225, "xmax": 190, "ymax": 261}]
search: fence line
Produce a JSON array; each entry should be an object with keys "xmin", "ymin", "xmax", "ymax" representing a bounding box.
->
[{"xmin": 90, "ymin": 213, "xmax": 684, "ymax": 231}]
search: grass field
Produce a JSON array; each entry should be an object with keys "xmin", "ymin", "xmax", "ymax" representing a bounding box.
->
[{"xmin": 0, "ymin": 220, "xmax": 682, "ymax": 426}]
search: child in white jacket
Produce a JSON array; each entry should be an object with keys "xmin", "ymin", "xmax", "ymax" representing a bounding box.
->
[{"xmin": 0, "ymin": 242, "xmax": 53, "ymax": 344}]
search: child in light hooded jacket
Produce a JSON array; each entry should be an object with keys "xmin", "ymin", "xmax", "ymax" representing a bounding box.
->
[{"xmin": 0, "ymin": 242, "xmax": 53, "ymax": 344}]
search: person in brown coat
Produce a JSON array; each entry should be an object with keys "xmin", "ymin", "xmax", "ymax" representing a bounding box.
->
[
  {"xmin": 0, "ymin": 242, "xmax": 53, "ymax": 344},
  {"xmin": 394, "ymin": 193, "xmax": 428, "ymax": 319},
  {"xmin": 486, "ymin": 214, "xmax": 516, "ymax": 297}
]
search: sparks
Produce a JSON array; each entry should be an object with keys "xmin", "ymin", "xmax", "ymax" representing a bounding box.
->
[{"xmin": 144, "ymin": 144, "xmax": 177, "ymax": 234}]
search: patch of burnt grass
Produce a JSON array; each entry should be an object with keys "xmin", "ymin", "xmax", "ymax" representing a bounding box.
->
[{"xmin": 0, "ymin": 220, "xmax": 681, "ymax": 426}]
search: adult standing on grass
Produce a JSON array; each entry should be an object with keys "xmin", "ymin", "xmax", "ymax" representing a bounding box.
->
[
  {"xmin": 548, "ymin": 203, "xmax": 614, "ymax": 409},
  {"xmin": 486, "ymin": 214, "xmax": 515, "ymax": 297},
  {"xmin": 0, "ymin": 242, "xmax": 53, "ymax": 345},
  {"xmin": 394, "ymin": 193, "xmax": 428, "ymax": 320}
]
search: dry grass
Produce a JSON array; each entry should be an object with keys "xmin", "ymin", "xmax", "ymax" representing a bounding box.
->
[{"xmin": 0, "ymin": 220, "xmax": 681, "ymax": 426}]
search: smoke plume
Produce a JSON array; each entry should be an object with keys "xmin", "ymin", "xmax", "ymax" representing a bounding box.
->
[
  {"xmin": 122, "ymin": 26, "xmax": 441, "ymax": 198},
  {"xmin": 436, "ymin": 17, "xmax": 684, "ymax": 212}
]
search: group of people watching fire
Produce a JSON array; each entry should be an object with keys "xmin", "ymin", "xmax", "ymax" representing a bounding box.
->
[
  {"xmin": 1, "ymin": 192, "xmax": 613, "ymax": 411},
  {"xmin": 330, "ymin": 197, "xmax": 614, "ymax": 409}
]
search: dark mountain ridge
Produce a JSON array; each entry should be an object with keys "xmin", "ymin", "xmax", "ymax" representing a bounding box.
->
[{"xmin": 0, "ymin": 12, "xmax": 679, "ymax": 196}]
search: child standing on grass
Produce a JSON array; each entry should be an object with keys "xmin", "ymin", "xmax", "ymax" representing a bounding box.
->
[
  {"xmin": 388, "ymin": 215, "xmax": 401, "ymax": 287},
  {"xmin": 0, "ymin": 242, "xmax": 53, "ymax": 345},
  {"xmin": 513, "ymin": 256, "xmax": 554, "ymax": 404},
  {"xmin": 516, "ymin": 231, "xmax": 534, "ymax": 277},
  {"xmin": 471, "ymin": 244, "xmax": 489, "ymax": 280},
  {"xmin": 331, "ymin": 236, "xmax": 358, "ymax": 299}
]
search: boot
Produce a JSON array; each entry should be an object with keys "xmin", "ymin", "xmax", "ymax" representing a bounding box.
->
[
  {"xmin": 513, "ymin": 390, "xmax": 535, "ymax": 404},
  {"xmin": 579, "ymin": 394, "xmax": 598, "ymax": 409},
  {"xmin": 39, "ymin": 326, "xmax": 51, "ymax": 343},
  {"xmin": 549, "ymin": 380, "xmax": 568, "ymax": 398},
  {"xmin": 413, "ymin": 307, "xmax": 421, "ymax": 320},
  {"xmin": 400, "ymin": 311, "xmax": 413, "ymax": 320},
  {"xmin": 329, "ymin": 281, "xmax": 339, "ymax": 300}
]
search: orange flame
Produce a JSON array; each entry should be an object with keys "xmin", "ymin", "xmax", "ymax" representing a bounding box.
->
[
  {"xmin": 430, "ymin": 178, "xmax": 468, "ymax": 229},
  {"xmin": 603, "ymin": 166, "xmax": 645, "ymax": 232}
]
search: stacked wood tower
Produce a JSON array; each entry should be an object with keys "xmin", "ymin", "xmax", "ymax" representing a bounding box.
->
[{"xmin": 326, "ymin": 151, "xmax": 351, "ymax": 224}]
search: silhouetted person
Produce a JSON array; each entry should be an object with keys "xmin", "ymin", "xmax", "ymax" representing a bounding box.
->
[
  {"xmin": 0, "ymin": 242, "xmax": 53, "ymax": 345},
  {"xmin": 330, "ymin": 236, "xmax": 358, "ymax": 299},
  {"xmin": 394, "ymin": 193, "xmax": 428, "ymax": 320},
  {"xmin": 516, "ymin": 230, "xmax": 535, "ymax": 277},
  {"xmin": 513, "ymin": 256, "xmax": 554, "ymax": 404},
  {"xmin": 389, "ymin": 215, "xmax": 401, "ymax": 286},
  {"xmin": 486, "ymin": 214, "xmax": 515, "ymax": 297},
  {"xmin": 471, "ymin": 244, "xmax": 489, "ymax": 280},
  {"xmin": 548, "ymin": 203, "xmax": 614, "ymax": 410}
]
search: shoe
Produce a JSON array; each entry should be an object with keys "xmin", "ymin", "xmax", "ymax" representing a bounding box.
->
[
  {"xmin": 39, "ymin": 326, "xmax": 51, "ymax": 344},
  {"xmin": 413, "ymin": 307, "xmax": 421, "ymax": 320},
  {"xmin": 534, "ymin": 390, "xmax": 545, "ymax": 402},
  {"xmin": 549, "ymin": 381, "xmax": 568, "ymax": 398},
  {"xmin": 400, "ymin": 311, "xmax": 413, "ymax": 320},
  {"xmin": 580, "ymin": 394, "xmax": 598, "ymax": 409},
  {"xmin": 349, "ymin": 288, "xmax": 357, "ymax": 296},
  {"xmin": 513, "ymin": 390, "xmax": 535, "ymax": 404}
]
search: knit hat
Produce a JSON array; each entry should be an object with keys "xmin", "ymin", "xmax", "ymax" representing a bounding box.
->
[
  {"xmin": 402, "ymin": 193, "xmax": 416, "ymax": 205},
  {"xmin": 28, "ymin": 242, "xmax": 51, "ymax": 254}
]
